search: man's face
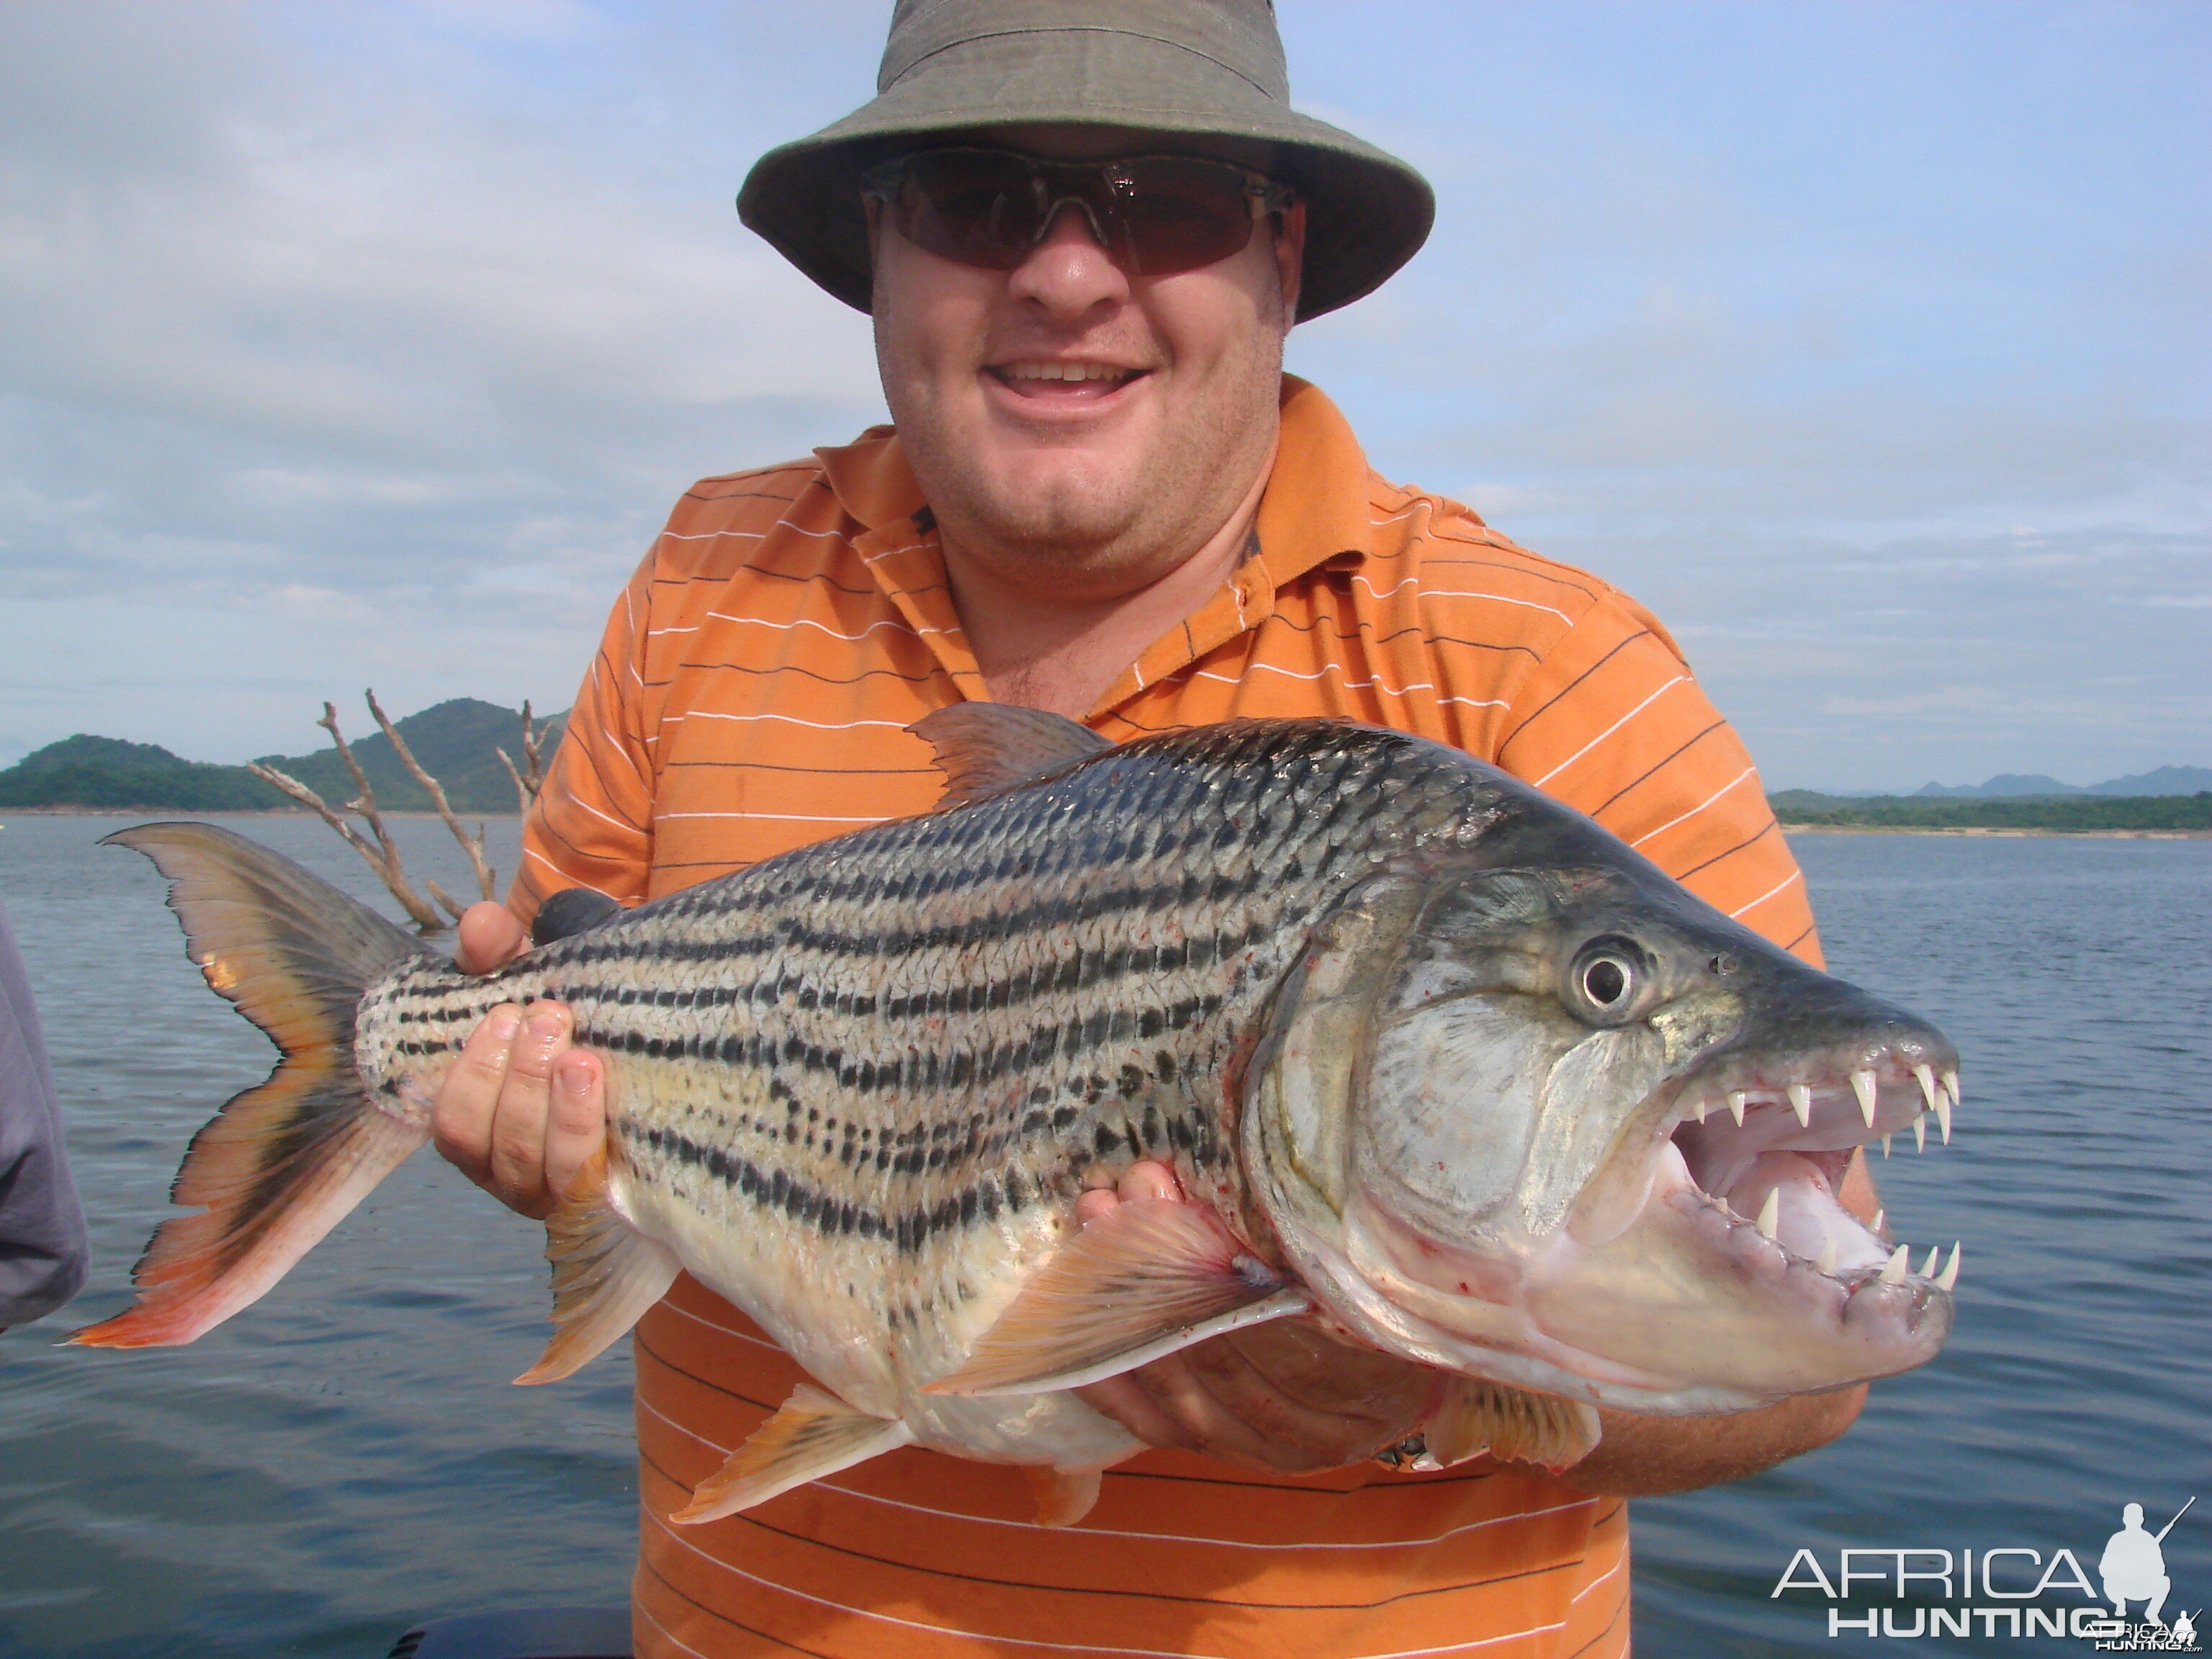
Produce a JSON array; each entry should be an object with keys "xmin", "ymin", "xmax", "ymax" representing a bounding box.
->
[{"xmin": 871, "ymin": 135, "xmax": 1305, "ymax": 601}]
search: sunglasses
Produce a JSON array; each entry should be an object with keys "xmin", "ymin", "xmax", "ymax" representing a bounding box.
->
[{"xmin": 863, "ymin": 148, "xmax": 1295, "ymax": 279}]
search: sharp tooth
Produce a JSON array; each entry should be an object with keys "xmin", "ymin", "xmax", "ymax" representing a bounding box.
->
[
  {"xmin": 1756, "ymin": 1188, "xmax": 1780, "ymax": 1239},
  {"xmin": 1920, "ymin": 1246, "xmax": 1941, "ymax": 1277},
  {"xmin": 1941, "ymin": 1069, "xmax": 1961, "ymax": 1108},
  {"xmin": 1871, "ymin": 1208, "xmax": 1885, "ymax": 1235},
  {"xmin": 1881, "ymin": 1133, "xmax": 1892, "ymax": 1157},
  {"xmin": 1788, "ymin": 1084, "xmax": 1812, "ymax": 1128},
  {"xmin": 1933, "ymin": 1093, "xmax": 1952, "ymax": 1145},
  {"xmin": 1879, "ymin": 1245, "xmax": 1909, "ymax": 1285},
  {"xmin": 1816, "ymin": 1228, "xmax": 1838, "ymax": 1274},
  {"xmin": 1936, "ymin": 1244, "xmax": 1961, "ymax": 1292},
  {"xmin": 1851, "ymin": 1069, "xmax": 1879, "ymax": 1127},
  {"xmin": 1728, "ymin": 1091, "xmax": 1748, "ymax": 1125},
  {"xmin": 1691, "ymin": 1095, "xmax": 1709, "ymax": 1124},
  {"xmin": 1914, "ymin": 1115, "xmax": 1926, "ymax": 1154},
  {"xmin": 1914, "ymin": 1064, "xmax": 1939, "ymax": 1113}
]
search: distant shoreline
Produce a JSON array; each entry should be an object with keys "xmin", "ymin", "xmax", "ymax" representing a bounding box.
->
[
  {"xmin": 1, "ymin": 808, "xmax": 526, "ymax": 820},
  {"xmin": 7, "ymin": 809, "xmax": 2204, "ymax": 840},
  {"xmin": 1781, "ymin": 823, "xmax": 2208, "ymax": 840}
]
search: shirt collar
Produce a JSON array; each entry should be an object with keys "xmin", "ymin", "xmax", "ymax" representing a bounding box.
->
[
  {"xmin": 813, "ymin": 376, "xmax": 1377, "ymax": 716},
  {"xmin": 814, "ymin": 376, "xmax": 1374, "ymax": 561}
]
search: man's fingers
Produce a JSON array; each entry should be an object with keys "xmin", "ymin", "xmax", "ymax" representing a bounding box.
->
[
  {"xmin": 544, "ymin": 1050, "xmax": 608, "ymax": 1205},
  {"xmin": 1076, "ymin": 1371, "xmax": 1206, "ymax": 1455},
  {"xmin": 485, "ymin": 1001, "xmax": 572, "ymax": 1215},
  {"xmin": 456, "ymin": 902, "xmax": 529, "ymax": 976},
  {"xmin": 430, "ymin": 1003, "xmax": 523, "ymax": 1184},
  {"xmin": 1115, "ymin": 1159, "xmax": 1182, "ymax": 1205}
]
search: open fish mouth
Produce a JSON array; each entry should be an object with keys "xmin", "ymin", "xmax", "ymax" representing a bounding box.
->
[{"xmin": 1662, "ymin": 1044, "xmax": 1960, "ymax": 1294}]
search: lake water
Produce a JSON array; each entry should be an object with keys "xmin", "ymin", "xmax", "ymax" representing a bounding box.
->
[{"xmin": 0, "ymin": 817, "xmax": 2206, "ymax": 1657}]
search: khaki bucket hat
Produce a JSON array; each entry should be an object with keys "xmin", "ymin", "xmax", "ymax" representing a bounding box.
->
[{"xmin": 738, "ymin": 0, "xmax": 1434, "ymax": 322}]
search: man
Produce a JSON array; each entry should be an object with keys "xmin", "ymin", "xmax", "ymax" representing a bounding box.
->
[
  {"xmin": 0, "ymin": 899, "xmax": 87, "ymax": 1334},
  {"xmin": 434, "ymin": 4, "xmax": 1878, "ymax": 1653}
]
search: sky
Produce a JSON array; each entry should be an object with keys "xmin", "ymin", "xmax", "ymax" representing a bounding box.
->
[{"xmin": 0, "ymin": 1, "xmax": 2203, "ymax": 793}]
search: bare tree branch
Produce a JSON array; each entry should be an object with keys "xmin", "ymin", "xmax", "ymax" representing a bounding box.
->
[
  {"xmin": 243, "ymin": 757, "xmax": 445, "ymax": 932},
  {"xmin": 520, "ymin": 699, "xmax": 545, "ymax": 796},
  {"xmin": 365, "ymin": 688, "xmax": 498, "ymax": 904},
  {"xmin": 495, "ymin": 747, "xmax": 531, "ymax": 817}
]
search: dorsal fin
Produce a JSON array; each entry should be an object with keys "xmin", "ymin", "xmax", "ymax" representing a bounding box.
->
[{"xmin": 909, "ymin": 704, "xmax": 1112, "ymax": 809}]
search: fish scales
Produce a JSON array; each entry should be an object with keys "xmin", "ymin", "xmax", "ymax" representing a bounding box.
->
[{"xmin": 356, "ymin": 724, "xmax": 1488, "ymax": 1408}]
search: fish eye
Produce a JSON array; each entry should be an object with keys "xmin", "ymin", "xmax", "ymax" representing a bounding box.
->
[
  {"xmin": 1583, "ymin": 958, "xmax": 1628, "ymax": 1005},
  {"xmin": 1566, "ymin": 937, "xmax": 1647, "ymax": 1024}
]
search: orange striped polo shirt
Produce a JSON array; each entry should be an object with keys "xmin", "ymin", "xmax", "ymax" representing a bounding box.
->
[{"xmin": 516, "ymin": 377, "xmax": 1820, "ymax": 1659}]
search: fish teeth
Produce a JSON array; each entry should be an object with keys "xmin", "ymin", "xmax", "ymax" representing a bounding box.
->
[
  {"xmin": 1879, "ymin": 1245, "xmax": 1910, "ymax": 1285},
  {"xmin": 1727, "ymin": 1091, "xmax": 1748, "ymax": 1126},
  {"xmin": 1920, "ymin": 1246, "xmax": 1942, "ymax": 1277},
  {"xmin": 1756, "ymin": 1188, "xmax": 1780, "ymax": 1240},
  {"xmin": 1815, "ymin": 1228, "xmax": 1838, "ymax": 1274},
  {"xmin": 1851, "ymin": 1069, "xmax": 1879, "ymax": 1128},
  {"xmin": 1936, "ymin": 1244, "xmax": 1961, "ymax": 1292},
  {"xmin": 1914, "ymin": 1115, "xmax": 1926, "ymax": 1154},
  {"xmin": 1941, "ymin": 1069, "xmax": 1961, "ymax": 1108},
  {"xmin": 1787, "ymin": 1084, "xmax": 1813, "ymax": 1128},
  {"xmin": 1881, "ymin": 1133, "xmax": 1892, "ymax": 1158},
  {"xmin": 1691, "ymin": 1095, "xmax": 1709, "ymax": 1124},
  {"xmin": 1914, "ymin": 1063, "xmax": 1939, "ymax": 1113},
  {"xmin": 1933, "ymin": 1091, "xmax": 1953, "ymax": 1145},
  {"xmin": 1871, "ymin": 1208, "xmax": 1886, "ymax": 1236}
]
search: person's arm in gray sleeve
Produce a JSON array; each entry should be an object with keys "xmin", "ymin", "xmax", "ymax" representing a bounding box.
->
[{"xmin": 0, "ymin": 898, "xmax": 87, "ymax": 1331}]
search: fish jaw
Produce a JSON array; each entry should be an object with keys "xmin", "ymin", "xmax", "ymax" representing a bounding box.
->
[{"xmin": 1244, "ymin": 850, "xmax": 1962, "ymax": 1413}]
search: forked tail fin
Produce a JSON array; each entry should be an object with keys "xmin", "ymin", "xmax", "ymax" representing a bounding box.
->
[{"xmin": 71, "ymin": 822, "xmax": 435, "ymax": 1348}]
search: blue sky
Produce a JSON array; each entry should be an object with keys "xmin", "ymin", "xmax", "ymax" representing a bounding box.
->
[{"xmin": 0, "ymin": 1, "xmax": 2203, "ymax": 791}]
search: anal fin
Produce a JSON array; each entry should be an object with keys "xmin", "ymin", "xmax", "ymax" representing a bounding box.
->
[
  {"xmin": 514, "ymin": 1151, "xmax": 679, "ymax": 1385},
  {"xmin": 927, "ymin": 1198, "xmax": 1310, "ymax": 1398},
  {"xmin": 1417, "ymin": 1378, "xmax": 1602, "ymax": 1474},
  {"xmin": 1025, "ymin": 1465, "xmax": 1106, "ymax": 1528},
  {"xmin": 672, "ymin": 1385, "xmax": 913, "ymax": 1524}
]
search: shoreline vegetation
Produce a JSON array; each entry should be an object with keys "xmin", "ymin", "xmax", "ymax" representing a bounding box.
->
[
  {"xmin": 1768, "ymin": 789, "xmax": 2212, "ymax": 835},
  {"xmin": 0, "ymin": 707, "xmax": 2203, "ymax": 837}
]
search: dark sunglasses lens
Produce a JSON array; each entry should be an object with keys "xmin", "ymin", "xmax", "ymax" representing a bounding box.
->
[
  {"xmin": 1102, "ymin": 158, "xmax": 1259, "ymax": 275},
  {"xmin": 894, "ymin": 152, "xmax": 1043, "ymax": 269},
  {"xmin": 891, "ymin": 153, "xmax": 1262, "ymax": 276}
]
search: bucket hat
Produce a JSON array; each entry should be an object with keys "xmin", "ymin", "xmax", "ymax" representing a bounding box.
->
[{"xmin": 737, "ymin": 0, "xmax": 1434, "ymax": 322}]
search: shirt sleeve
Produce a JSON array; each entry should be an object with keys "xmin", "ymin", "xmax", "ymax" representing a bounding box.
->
[
  {"xmin": 1497, "ymin": 588, "xmax": 1823, "ymax": 966},
  {"xmin": 510, "ymin": 554, "xmax": 660, "ymax": 927},
  {"xmin": 0, "ymin": 900, "xmax": 87, "ymax": 1329}
]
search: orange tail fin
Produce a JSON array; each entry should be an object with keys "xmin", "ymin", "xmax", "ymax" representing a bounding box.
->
[{"xmin": 71, "ymin": 822, "xmax": 433, "ymax": 1348}]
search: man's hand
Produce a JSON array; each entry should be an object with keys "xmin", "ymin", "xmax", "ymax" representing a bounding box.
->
[
  {"xmin": 427, "ymin": 902, "xmax": 608, "ymax": 1220},
  {"xmin": 1071, "ymin": 1162, "xmax": 1434, "ymax": 1473}
]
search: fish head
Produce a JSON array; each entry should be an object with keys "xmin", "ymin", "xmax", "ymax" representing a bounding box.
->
[{"xmin": 1244, "ymin": 827, "xmax": 1958, "ymax": 1415}]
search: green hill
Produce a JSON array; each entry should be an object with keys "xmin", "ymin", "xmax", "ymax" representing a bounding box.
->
[
  {"xmin": 0, "ymin": 700, "xmax": 567, "ymax": 814},
  {"xmin": 0, "ymin": 734, "xmax": 287, "ymax": 811},
  {"xmin": 255, "ymin": 698, "xmax": 569, "ymax": 815}
]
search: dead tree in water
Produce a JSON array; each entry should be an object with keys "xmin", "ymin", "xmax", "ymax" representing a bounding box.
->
[
  {"xmin": 245, "ymin": 692, "xmax": 498, "ymax": 933},
  {"xmin": 495, "ymin": 700, "xmax": 547, "ymax": 815}
]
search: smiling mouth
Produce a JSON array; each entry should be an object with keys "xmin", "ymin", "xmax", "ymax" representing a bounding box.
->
[
  {"xmin": 990, "ymin": 360, "xmax": 1144, "ymax": 394},
  {"xmin": 1663, "ymin": 1044, "xmax": 1961, "ymax": 1298}
]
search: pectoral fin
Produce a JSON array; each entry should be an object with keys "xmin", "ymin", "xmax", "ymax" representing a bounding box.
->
[
  {"xmin": 671, "ymin": 1385, "xmax": 913, "ymax": 1524},
  {"xmin": 927, "ymin": 1198, "xmax": 1310, "ymax": 1398},
  {"xmin": 514, "ymin": 1151, "xmax": 680, "ymax": 1385},
  {"xmin": 1419, "ymin": 1377, "xmax": 1602, "ymax": 1473}
]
